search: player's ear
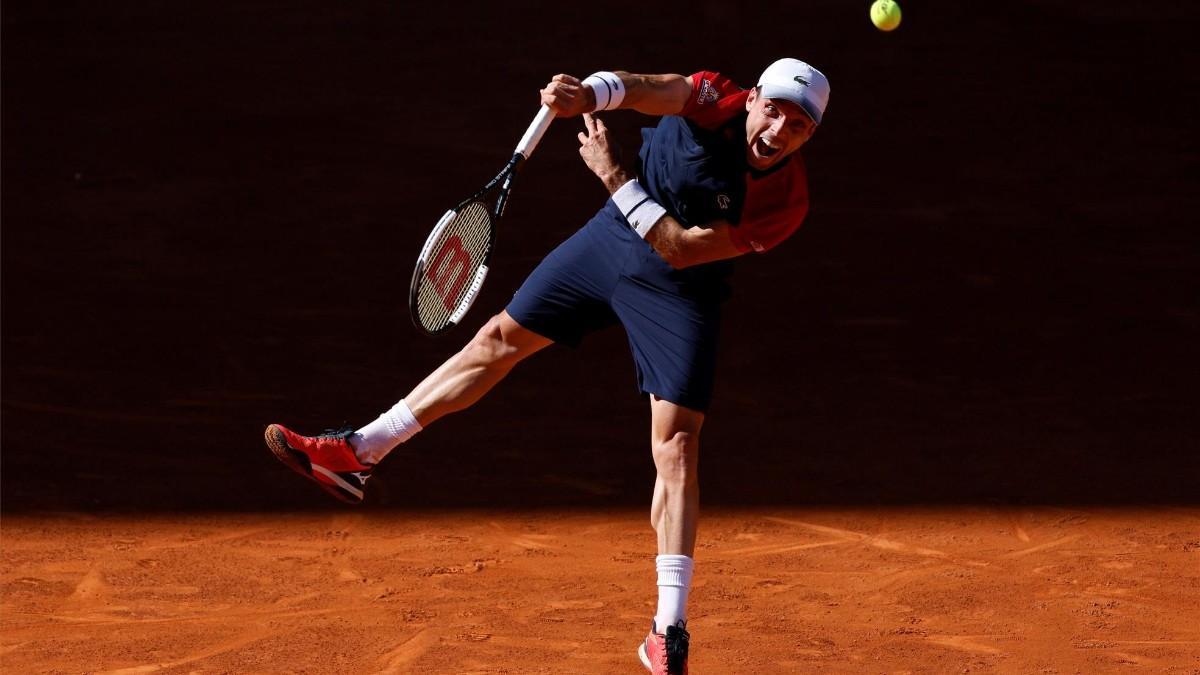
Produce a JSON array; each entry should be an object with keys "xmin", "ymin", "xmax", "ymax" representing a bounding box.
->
[{"xmin": 746, "ymin": 86, "xmax": 759, "ymax": 111}]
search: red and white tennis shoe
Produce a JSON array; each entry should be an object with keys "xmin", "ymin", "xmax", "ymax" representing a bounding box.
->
[
  {"xmin": 264, "ymin": 424, "xmax": 373, "ymax": 504},
  {"xmin": 638, "ymin": 619, "xmax": 689, "ymax": 675}
]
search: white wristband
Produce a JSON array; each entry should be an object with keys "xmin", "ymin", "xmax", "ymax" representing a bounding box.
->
[
  {"xmin": 612, "ymin": 179, "xmax": 667, "ymax": 238},
  {"xmin": 582, "ymin": 71, "xmax": 626, "ymax": 111}
]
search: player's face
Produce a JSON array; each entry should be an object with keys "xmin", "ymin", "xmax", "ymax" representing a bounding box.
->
[{"xmin": 744, "ymin": 87, "xmax": 816, "ymax": 171}]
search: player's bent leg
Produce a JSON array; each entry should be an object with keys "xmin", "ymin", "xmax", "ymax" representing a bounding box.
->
[
  {"xmin": 639, "ymin": 395, "xmax": 702, "ymax": 674},
  {"xmin": 649, "ymin": 395, "xmax": 703, "ymax": 556},
  {"xmin": 404, "ymin": 310, "xmax": 552, "ymax": 426}
]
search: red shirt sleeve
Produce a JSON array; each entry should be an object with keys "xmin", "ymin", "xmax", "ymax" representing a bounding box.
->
[
  {"xmin": 727, "ymin": 157, "xmax": 810, "ymax": 253},
  {"xmin": 679, "ymin": 71, "xmax": 750, "ymax": 130}
]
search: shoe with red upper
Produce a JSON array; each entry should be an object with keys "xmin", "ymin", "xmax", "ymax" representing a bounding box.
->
[
  {"xmin": 264, "ymin": 424, "xmax": 373, "ymax": 504},
  {"xmin": 637, "ymin": 619, "xmax": 689, "ymax": 674}
]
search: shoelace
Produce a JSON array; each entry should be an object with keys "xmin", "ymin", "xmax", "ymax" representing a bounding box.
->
[
  {"xmin": 316, "ymin": 427, "xmax": 370, "ymax": 478},
  {"xmin": 664, "ymin": 623, "xmax": 690, "ymax": 673},
  {"xmin": 316, "ymin": 426, "xmax": 354, "ymax": 439}
]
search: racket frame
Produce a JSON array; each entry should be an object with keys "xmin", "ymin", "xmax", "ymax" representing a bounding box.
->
[
  {"xmin": 409, "ymin": 154, "xmax": 522, "ymax": 336},
  {"xmin": 409, "ymin": 106, "xmax": 556, "ymax": 337}
]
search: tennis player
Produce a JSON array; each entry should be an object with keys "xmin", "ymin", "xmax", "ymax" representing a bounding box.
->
[{"xmin": 266, "ymin": 58, "xmax": 829, "ymax": 674}]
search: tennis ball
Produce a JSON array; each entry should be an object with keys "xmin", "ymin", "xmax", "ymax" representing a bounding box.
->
[{"xmin": 870, "ymin": 0, "xmax": 902, "ymax": 32}]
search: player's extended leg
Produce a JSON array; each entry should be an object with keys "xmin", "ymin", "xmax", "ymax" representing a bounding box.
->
[
  {"xmin": 639, "ymin": 394, "xmax": 702, "ymax": 674},
  {"xmin": 403, "ymin": 310, "xmax": 552, "ymax": 426},
  {"xmin": 264, "ymin": 310, "xmax": 550, "ymax": 503}
]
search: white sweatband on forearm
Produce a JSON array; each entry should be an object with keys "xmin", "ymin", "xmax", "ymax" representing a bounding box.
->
[
  {"xmin": 582, "ymin": 71, "xmax": 626, "ymax": 111},
  {"xmin": 612, "ymin": 179, "xmax": 668, "ymax": 238}
]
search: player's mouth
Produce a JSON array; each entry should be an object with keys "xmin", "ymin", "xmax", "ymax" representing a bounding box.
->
[{"xmin": 754, "ymin": 136, "xmax": 782, "ymax": 160}]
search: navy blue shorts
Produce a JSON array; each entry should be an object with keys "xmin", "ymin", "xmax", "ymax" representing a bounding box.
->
[{"xmin": 506, "ymin": 201, "xmax": 729, "ymax": 411}]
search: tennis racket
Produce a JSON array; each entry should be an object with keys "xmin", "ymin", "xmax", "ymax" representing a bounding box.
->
[{"xmin": 409, "ymin": 105, "xmax": 556, "ymax": 336}]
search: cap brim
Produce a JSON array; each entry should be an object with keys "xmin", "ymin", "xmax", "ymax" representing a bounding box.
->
[{"xmin": 758, "ymin": 84, "xmax": 822, "ymax": 125}]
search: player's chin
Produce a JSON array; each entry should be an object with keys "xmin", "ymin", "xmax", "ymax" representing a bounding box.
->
[{"xmin": 747, "ymin": 157, "xmax": 774, "ymax": 170}]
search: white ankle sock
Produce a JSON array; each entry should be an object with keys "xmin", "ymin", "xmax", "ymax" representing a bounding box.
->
[
  {"xmin": 654, "ymin": 554, "xmax": 694, "ymax": 630},
  {"xmin": 350, "ymin": 399, "xmax": 422, "ymax": 465}
]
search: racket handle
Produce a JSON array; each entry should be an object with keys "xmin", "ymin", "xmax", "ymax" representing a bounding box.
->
[{"xmin": 514, "ymin": 105, "xmax": 556, "ymax": 159}]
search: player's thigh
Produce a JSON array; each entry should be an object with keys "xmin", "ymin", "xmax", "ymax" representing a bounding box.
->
[
  {"xmin": 649, "ymin": 394, "xmax": 705, "ymax": 444},
  {"xmin": 506, "ymin": 222, "xmax": 622, "ymax": 346},
  {"xmin": 649, "ymin": 395, "xmax": 704, "ymax": 484},
  {"xmin": 613, "ymin": 282, "xmax": 722, "ymax": 413}
]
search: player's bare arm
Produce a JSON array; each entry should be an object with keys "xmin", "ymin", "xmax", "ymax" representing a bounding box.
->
[
  {"xmin": 577, "ymin": 113, "xmax": 743, "ymax": 269},
  {"xmin": 644, "ymin": 221, "xmax": 743, "ymax": 270},
  {"xmin": 541, "ymin": 72, "xmax": 691, "ymax": 117}
]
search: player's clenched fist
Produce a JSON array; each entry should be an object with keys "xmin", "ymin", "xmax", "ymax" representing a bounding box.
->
[{"xmin": 540, "ymin": 74, "xmax": 595, "ymax": 117}]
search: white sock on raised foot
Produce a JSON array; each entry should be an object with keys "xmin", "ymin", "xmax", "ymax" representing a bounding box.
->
[
  {"xmin": 654, "ymin": 554, "xmax": 694, "ymax": 630},
  {"xmin": 350, "ymin": 399, "xmax": 422, "ymax": 465}
]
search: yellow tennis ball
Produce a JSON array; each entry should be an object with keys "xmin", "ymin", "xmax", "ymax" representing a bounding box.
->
[{"xmin": 870, "ymin": 0, "xmax": 902, "ymax": 31}]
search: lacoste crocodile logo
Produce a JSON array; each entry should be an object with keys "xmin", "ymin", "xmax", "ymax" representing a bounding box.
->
[{"xmin": 794, "ymin": 75, "xmax": 810, "ymax": 87}]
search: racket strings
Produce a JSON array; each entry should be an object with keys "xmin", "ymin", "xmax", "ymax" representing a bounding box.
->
[{"xmin": 416, "ymin": 201, "xmax": 493, "ymax": 330}]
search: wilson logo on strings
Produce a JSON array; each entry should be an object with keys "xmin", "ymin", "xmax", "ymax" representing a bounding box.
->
[{"xmin": 427, "ymin": 235, "xmax": 473, "ymax": 311}]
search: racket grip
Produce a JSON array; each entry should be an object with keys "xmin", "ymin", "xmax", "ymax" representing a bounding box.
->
[{"xmin": 514, "ymin": 105, "xmax": 556, "ymax": 159}]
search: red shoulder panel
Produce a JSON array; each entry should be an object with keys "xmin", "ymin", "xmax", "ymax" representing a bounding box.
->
[{"xmin": 679, "ymin": 71, "xmax": 750, "ymax": 130}]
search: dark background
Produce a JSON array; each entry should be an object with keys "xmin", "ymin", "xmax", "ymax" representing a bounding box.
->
[{"xmin": 3, "ymin": 1, "xmax": 1196, "ymax": 511}]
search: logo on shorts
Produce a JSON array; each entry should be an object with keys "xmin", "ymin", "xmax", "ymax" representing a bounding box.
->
[
  {"xmin": 716, "ymin": 194, "xmax": 730, "ymax": 210},
  {"xmin": 697, "ymin": 79, "xmax": 719, "ymax": 105}
]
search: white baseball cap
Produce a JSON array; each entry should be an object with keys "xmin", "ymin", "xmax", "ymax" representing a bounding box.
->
[{"xmin": 757, "ymin": 58, "xmax": 830, "ymax": 125}]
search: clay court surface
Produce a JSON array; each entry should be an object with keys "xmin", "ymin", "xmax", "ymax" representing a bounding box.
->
[{"xmin": 3, "ymin": 508, "xmax": 1198, "ymax": 673}]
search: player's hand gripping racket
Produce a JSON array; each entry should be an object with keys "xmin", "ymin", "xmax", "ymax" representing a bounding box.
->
[{"xmin": 409, "ymin": 106, "xmax": 556, "ymax": 336}]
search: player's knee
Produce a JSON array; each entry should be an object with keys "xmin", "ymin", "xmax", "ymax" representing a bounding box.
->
[
  {"xmin": 465, "ymin": 314, "xmax": 519, "ymax": 365},
  {"xmin": 652, "ymin": 431, "xmax": 699, "ymax": 485}
]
